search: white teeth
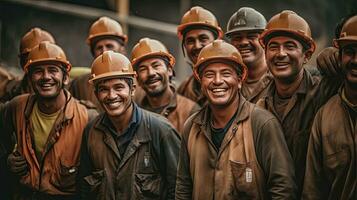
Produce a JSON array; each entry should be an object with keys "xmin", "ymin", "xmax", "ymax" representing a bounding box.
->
[
  {"xmin": 212, "ymin": 88, "xmax": 226, "ymax": 92},
  {"xmin": 240, "ymin": 49, "xmax": 251, "ymax": 54}
]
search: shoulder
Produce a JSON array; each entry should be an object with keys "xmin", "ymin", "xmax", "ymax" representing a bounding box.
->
[
  {"xmin": 250, "ymin": 102, "xmax": 281, "ymax": 130},
  {"xmin": 140, "ymin": 108, "xmax": 176, "ymax": 131}
]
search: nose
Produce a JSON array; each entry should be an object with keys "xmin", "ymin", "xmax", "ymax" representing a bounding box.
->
[
  {"xmin": 239, "ymin": 37, "xmax": 249, "ymax": 46},
  {"xmin": 277, "ymin": 46, "xmax": 287, "ymax": 58},
  {"xmin": 213, "ymin": 73, "xmax": 224, "ymax": 85},
  {"xmin": 42, "ymin": 68, "xmax": 51, "ymax": 79},
  {"xmin": 147, "ymin": 66, "xmax": 155, "ymax": 76},
  {"xmin": 108, "ymin": 88, "xmax": 117, "ymax": 99},
  {"xmin": 193, "ymin": 39, "xmax": 202, "ymax": 49}
]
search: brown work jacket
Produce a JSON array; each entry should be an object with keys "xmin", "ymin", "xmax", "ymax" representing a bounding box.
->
[
  {"xmin": 256, "ymin": 69, "xmax": 341, "ymax": 196},
  {"xmin": 176, "ymin": 95, "xmax": 297, "ymax": 200},
  {"xmin": 78, "ymin": 106, "xmax": 180, "ymax": 200},
  {"xmin": 241, "ymin": 72, "xmax": 273, "ymax": 103},
  {"xmin": 137, "ymin": 87, "xmax": 201, "ymax": 134},
  {"xmin": 0, "ymin": 90, "xmax": 98, "ymax": 198},
  {"xmin": 0, "ymin": 67, "xmax": 32, "ymax": 103},
  {"xmin": 302, "ymin": 90, "xmax": 357, "ymax": 200},
  {"xmin": 69, "ymin": 73, "xmax": 100, "ymax": 109},
  {"xmin": 177, "ymin": 75, "xmax": 206, "ymax": 106}
]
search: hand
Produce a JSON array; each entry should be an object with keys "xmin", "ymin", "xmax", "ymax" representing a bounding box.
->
[
  {"xmin": 7, "ymin": 151, "xmax": 28, "ymax": 177},
  {"xmin": 316, "ymin": 47, "xmax": 340, "ymax": 76}
]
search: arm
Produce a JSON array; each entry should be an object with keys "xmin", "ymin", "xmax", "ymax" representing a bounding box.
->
[
  {"xmin": 316, "ymin": 47, "xmax": 341, "ymax": 77},
  {"xmin": 302, "ymin": 110, "xmax": 328, "ymax": 199},
  {"xmin": 253, "ymin": 110, "xmax": 297, "ymax": 199},
  {"xmin": 175, "ymin": 120, "xmax": 194, "ymax": 200},
  {"xmin": 159, "ymin": 124, "xmax": 181, "ymax": 200}
]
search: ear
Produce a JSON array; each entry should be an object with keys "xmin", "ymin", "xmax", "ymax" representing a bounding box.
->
[
  {"xmin": 63, "ymin": 72, "xmax": 70, "ymax": 85},
  {"xmin": 131, "ymin": 84, "xmax": 136, "ymax": 97},
  {"xmin": 167, "ymin": 67, "xmax": 173, "ymax": 77},
  {"xmin": 303, "ymin": 50, "xmax": 313, "ymax": 64},
  {"xmin": 237, "ymin": 77, "xmax": 242, "ymax": 89}
]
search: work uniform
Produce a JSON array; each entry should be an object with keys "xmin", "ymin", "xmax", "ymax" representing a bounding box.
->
[
  {"xmin": 177, "ymin": 75, "xmax": 206, "ymax": 106},
  {"xmin": 137, "ymin": 86, "xmax": 200, "ymax": 134},
  {"xmin": 176, "ymin": 95, "xmax": 296, "ymax": 199},
  {"xmin": 241, "ymin": 72, "xmax": 273, "ymax": 103},
  {"xmin": 79, "ymin": 104, "xmax": 180, "ymax": 200},
  {"xmin": 0, "ymin": 90, "xmax": 98, "ymax": 199},
  {"xmin": 257, "ymin": 69, "xmax": 341, "ymax": 195},
  {"xmin": 302, "ymin": 88, "xmax": 357, "ymax": 199}
]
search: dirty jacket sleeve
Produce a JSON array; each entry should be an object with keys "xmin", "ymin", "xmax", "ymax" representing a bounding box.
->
[
  {"xmin": 252, "ymin": 107, "xmax": 297, "ymax": 199},
  {"xmin": 175, "ymin": 115, "xmax": 195, "ymax": 200},
  {"xmin": 302, "ymin": 109, "xmax": 328, "ymax": 199}
]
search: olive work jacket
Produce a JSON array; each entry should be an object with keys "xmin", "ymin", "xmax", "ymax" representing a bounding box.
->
[
  {"xmin": 176, "ymin": 96, "xmax": 297, "ymax": 200},
  {"xmin": 78, "ymin": 105, "xmax": 180, "ymax": 200},
  {"xmin": 256, "ymin": 69, "xmax": 341, "ymax": 196},
  {"xmin": 0, "ymin": 90, "xmax": 98, "ymax": 199},
  {"xmin": 302, "ymin": 89, "xmax": 357, "ymax": 200},
  {"xmin": 137, "ymin": 87, "xmax": 201, "ymax": 134}
]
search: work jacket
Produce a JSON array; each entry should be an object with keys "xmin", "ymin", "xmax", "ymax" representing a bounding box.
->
[
  {"xmin": 0, "ymin": 90, "xmax": 98, "ymax": 199},
  {"xmin": 177, "ymin": 75, "xmax": 206, "ymax": 106},
  {"xmin": 241, "ymin": 72, "xmax": 273, "ymax": 103},
  {"xmin": 176, "ymin": 95, "xmax": 296, "ymax": 200},
  {"xmin": 78, "ymin": 105, "xmax": 180, "ymax": 200},
  {"xmin": 257, "ymin": 69, "xmax": 340, "ymax": 196},
  {"xmin": 302, "ymin": 89, "xmax": 357, "ymax": 200},
  {"xmin": 137, "ymin": 87, "xmax": 200, "ymax": 134}
]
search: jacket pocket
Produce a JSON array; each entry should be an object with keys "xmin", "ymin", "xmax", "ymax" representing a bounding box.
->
[
  {"xmin": 230, "ymin": 160, "xmax": 259, "ymax": 199},
  {"xmin": 135, "ymin": 173, "xmax": 161, "ymax": 199},
  {"xmin": 83, "ymin": 169, "xmax": 105, "ymax": 194},
  {"xmin": 50, "ymin": 162, "xmax": 78, "ymax": 192}
]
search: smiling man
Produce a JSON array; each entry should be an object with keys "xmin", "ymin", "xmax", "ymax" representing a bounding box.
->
[
  {"xmin": 70, "ymin": 16, "xmax": 127, "ymax": 109},
  {"xmin": 78, "ymin": 51, "xmax": 180, "ymax": 199},
  {"xmin": 0, "ymin": 41, "xmax": 97, "ymax": 199},
  {"xmin": 303, "ymin": 14, "xmax": 357, "ymax": 199},
  {"xmin": 257, "ymin": 10, "xmax": 342, "ymax": 198},
  {"xmin": 131, "ymin": 38, "xmax": 200, "ymax": 133},
  {"xmin": 175, "ymin": 40, "xmax": 296, "ymax": 199},
  {"xmin": 226, "ymin": 7, "xmax": 273, "ymax": 103},
  {"xmin": 176, "ymin": 6, "xmax": 223, "ymax": 106}
]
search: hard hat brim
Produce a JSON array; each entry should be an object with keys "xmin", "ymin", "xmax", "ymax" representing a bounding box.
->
[
  {"xmin": 225, "ymin": 27, "xmax": 265, "ymax": 37},
  {"xmin": 334, "ymin": 37, "xmax": 357, "ymax": 48},
  {"xmin": 24, "ymin": 59, "xmax": 71, "ymax": 73},
  {"xmin": 131, "ymin": 52, "xmax": 176, "ymax": 70},
  {"xmin": 177, "ymin": 23, "xmax": 224, "ymax": 39},
  {"xmin": 88, "ymin": 71, "xmax": 136, "ymax": 85},
  {"xmin": 86, "ymin": 33, "xmax": 128, "ymax": 45}
]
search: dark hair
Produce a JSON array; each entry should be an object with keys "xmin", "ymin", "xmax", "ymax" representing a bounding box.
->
[
  {"xmin": 94, "ymin": 77, "xmax": 133, "ymax": 93},
  {"xmin": 263, "ymin": 31, "xmax": 311, "ymax": 52}
]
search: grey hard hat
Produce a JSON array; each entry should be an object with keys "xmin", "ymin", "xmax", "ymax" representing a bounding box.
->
[{"xmin": 226, "ymin": 7, "xmax": 267, "ymax": 37}]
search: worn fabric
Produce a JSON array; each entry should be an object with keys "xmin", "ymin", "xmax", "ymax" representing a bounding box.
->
[
  {"xmin": 0, "ymin": 90, "xmax": 98, "ymax": 199},
  {"xmin": 241, "ymin": 72, "xmax": 273, "ymax": 104},
  {"xmin": 302, "ymin": 90, "xmax": 357, "ymax": 200},
  {"xmin": 79, "ymin": 105, "xmax": 180, "ymax": 200},
  {"xmin": 176, "ymin": 95, "xmax": 297, "ymax": 200},
  {"xmin": 177, "ymin": 75, "xmax": 207, "ymax": 106},
  {"xmin": 0, "ymin": 71, "xmax": 32, "ymax": 103},
  {"xmin": 137, "ymin": 86, "xmax": 201, "ymax": 134},
  {"xmin": 256, "ymin": 69, "xmax": 341, "ymax": 197},
  {"xmin": 69, "ymin": 73, "xmax": 100, "ymax": 109}
]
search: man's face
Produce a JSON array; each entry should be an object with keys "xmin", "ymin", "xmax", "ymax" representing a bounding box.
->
[
  {"xmin": 183, "ymin": 29, "xmax": 215, "ymax": 64},
  {"xmin": 266, "ymin": 36, "xmax": 309, "ymax": 82},
  {"xmin": 93, "ymin": 38, "xmax": 125, "ymax": 58},
  {"xmin": 30, "ymin": 64, "xmax": 68, "ymax": 99},
  {"xmin": 229, "ymin": 30, "xmax": 265, "ymax": 67},
  {"xmin": 136, "ymin": 57, "xmax": 172, "ymax": 97},
  {"xmin": 341, "ymin": 44, "xmax": 357, "ymax": 89},
  {"xmin": 200, "ymin": 62, "xmax": 241, "ymax": 108},
  {"xmin": 95, "ymin": 78, "xmax": 134, "ymax": 117}
]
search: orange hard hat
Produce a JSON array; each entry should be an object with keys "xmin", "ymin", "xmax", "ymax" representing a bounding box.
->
[
  {"xmin": 131, "ymin": 38, "xmax": 175, "ymax": 69},
  {"xmin": 259, "ymin": 10, "xmax": 316, "ymax": 53},
  {"xmin": 177, "ymin": 6, "xmax": 223, "ymax": 40},
  {"xmin": 89, "ymin": 51, "xmax": 135, "ymax": 84},
  {"xmin": 334, "ymin": 15, "xmax": 357, "ymax": 48},
  {"xmin": 24, "ymin": 41, "xmax": 71, "ymax": 73},
  {"xmin": 20, "ymin": 27, "xmax": 55, "ymax": 55},
  {"xmin": 194, "ymin": 39, "xmax": 247, "ymax": 81},
  {"xmin": 87, "ymin": 16, "xmax": 127, "ymax": 45}
]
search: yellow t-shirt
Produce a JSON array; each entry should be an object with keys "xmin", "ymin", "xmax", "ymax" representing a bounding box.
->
[{"xmin": 30, "ymin": 103, "xmax": 61, "ymax": 159}]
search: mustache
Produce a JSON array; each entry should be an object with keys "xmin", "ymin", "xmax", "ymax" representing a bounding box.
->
[
  {"xmin": 346, "ymin": 63, "xmax": 357, "ymax": 70},
  {"xmin": 104, "ymin": 98, "xmax": 122, "ymax": 104},
  {"xmin": 144, "ymin": 75, "xmax": 162, "ymax": 85}
]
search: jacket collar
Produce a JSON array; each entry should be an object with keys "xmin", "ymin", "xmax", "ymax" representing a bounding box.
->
[{"xmin": 24, "ymin": 89, "xmax": 74, "ymax": 123}]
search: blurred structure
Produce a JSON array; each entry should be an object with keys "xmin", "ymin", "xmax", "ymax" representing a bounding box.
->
[{"xmin": 0, "ymin": 0, "xmax": 355, "ymax": 83}]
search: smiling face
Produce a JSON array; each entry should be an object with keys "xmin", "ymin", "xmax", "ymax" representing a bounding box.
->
[
  {"xmin": 200, "ymin": 61, "xmax": 242, "ymax": 108},
  {"xmin": 341, "ymin": 44, "xmax": 357, "ymax": 89},
  {"xmin": 136, "ymin": 57, "xmax": 172, "ymax": 97},
  {"xmin": 229, "ymin": 30, "xmax": 265, "ymax": 67},
  {"xmin": 29, "ymin": 64, "xmax": 68, "ymax": 99},
  {"xmin": 95, "ymin": 78, "xmax": 134, "ymax": 117},
  {"xmin": 183, "ymin": 29, "xmax": 215, "ymax": 64},
  {"xmin": 93, "ymin": 38, "xmax": 125, "ymax": 58},
  {"xmin": 265, "ymin": 36, "xmax": 310, "ymax": 83}
]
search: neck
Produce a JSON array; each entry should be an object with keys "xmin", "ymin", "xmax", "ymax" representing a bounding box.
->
[
  {"xmin": 344, "ymin": 82, "xmax": 357, "ymax": 105},
  {"xmin": 247, "ymin": 59, "xmax": 268, "ymax": 83},
  {"xmin": 210, "ymin": 95, "xmax": 239, "ymax": 128},
  {"xmin": 275, "ymin": 70, "xmax": 304, "ymax": 98},
  {"xmin": 37, "ymin": 90, "xmax": 66, "ymax": 114},
  {"xmin": 110, "ymin": 103, "xmax": 133, "ymax": 134},
  {"xmin": 147, "ymin": 87, "xmax": 173, "ymax": 109}
]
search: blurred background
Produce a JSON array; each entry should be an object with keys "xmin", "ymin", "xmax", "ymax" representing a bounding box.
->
[{"xmin": 0, "ymin": 0, "xmax": 356, "ymax": 83}]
